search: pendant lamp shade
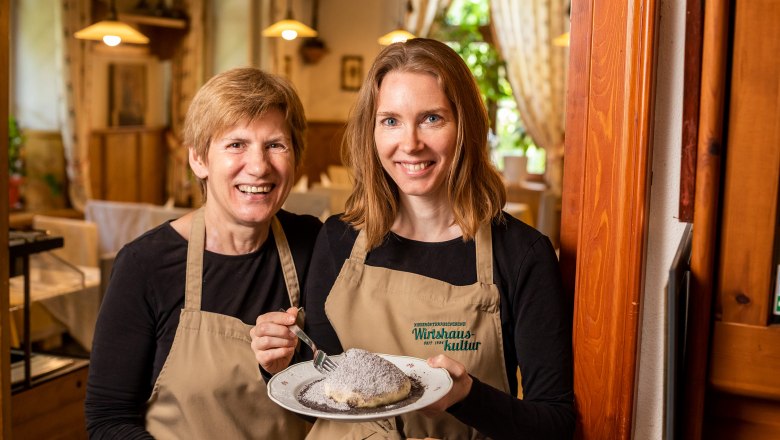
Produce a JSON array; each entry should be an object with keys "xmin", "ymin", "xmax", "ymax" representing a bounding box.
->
[
  {"xmin": 378, "ymin": 29, "xmax": 415, "ymax": 46},
  {"xmin": 263, "ymin": 0, "xmax": 318, "ymax": 41},
  {"xmin": 378, "ymin": 0, "xmax": 415, "ymax": 46},
  {"xmin": 74, "ymin": 0, "xmax": 149, "ymax": 46},
  {"xmin": 75, "ymin": 20, "xmax": 150, "ymax": 46}
]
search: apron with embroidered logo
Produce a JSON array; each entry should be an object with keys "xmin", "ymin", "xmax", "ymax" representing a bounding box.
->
[
  {"xmin": 307, "ymin": 224, "xmax": 511, "ymax": 440},
  {"xmin": 145, "ymin": 208, "xmax": 310, "ymax": 439}
]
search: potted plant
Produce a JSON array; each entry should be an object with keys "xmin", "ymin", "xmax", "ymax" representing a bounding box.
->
[{"xmin": 8, "ymin": 115, "xmax": 25, "ymax": 210}]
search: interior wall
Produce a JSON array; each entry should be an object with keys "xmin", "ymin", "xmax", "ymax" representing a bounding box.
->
[
  {"xmin": 297, "ymin": 0, "xmax": 393, "ymax": 121},
  {"xmin": 204, "ymin": 0, "xmax": 388, "ymax": 122},
  {"xmin": 210, "ymin": 0, "xmax": 251, "ymax": 74},
  {"xmin": 11, "ymin": 0, "xmax": 58, "ymax": 131},
  {"xmin": 634, "ymin": 0, "xmax": 688, "ymax": 437}
]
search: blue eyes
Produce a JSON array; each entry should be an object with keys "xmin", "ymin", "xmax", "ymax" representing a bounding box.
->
[{"xmin": 381, "ymin": 115, "xmax": 442, "ymax": 126}]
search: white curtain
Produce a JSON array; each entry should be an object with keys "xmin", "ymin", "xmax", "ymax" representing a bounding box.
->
[
  {"xmin": 56, "ymin": 0, "xmax": 93, "ymax": 211},
  {"xmin": 490, "ymin": 0, "xmax": 569, "ymax": 193},
  {"xmin": 405, "ymin": 0, "xmax": 451, "ymax": 37}
]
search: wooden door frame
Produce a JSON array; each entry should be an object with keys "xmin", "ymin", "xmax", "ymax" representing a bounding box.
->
[
  {"xmin": 561, "ymin": 0, "xmax": 659, "ymax": 438},
  {"xmin": 1, "ymin": 0, "xmax": 12, "ymax": 438}
]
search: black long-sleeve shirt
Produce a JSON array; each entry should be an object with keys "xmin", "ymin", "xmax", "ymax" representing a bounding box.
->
[
  {"xmin": 303, "ymin": 214, "xmax": 575, "ymax": 440},
  {"xmin": 85, "ymin": 210, "xmax": 321, "ymax": 439}
]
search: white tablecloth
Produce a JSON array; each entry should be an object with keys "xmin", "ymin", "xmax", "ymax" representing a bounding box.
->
[
  {"xmin": 85, "ymin": 199, "xmax": 192, "ymax": 255},
  {"xmin": 9, "ymin": 261, "xmax": 101, "ymax": 351}
]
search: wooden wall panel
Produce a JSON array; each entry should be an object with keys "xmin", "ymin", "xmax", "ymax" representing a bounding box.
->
[
  {"xmin": 710, "ymin": 322, "xmax": 780, "ymax": 400},
  {"xmin": 140, "ymin": 130, "xmax": 166, "ymax": 204},
  {"xmin": 89, "ymin": 127, "xmax": 166, "ymax": 205},
  {"xmin": 105, "ymin": 133, "xmax": 140, "ymax": 202},
  {"xmin": 301, "ymin": 121, "xmax": 346, "ymax": 185},
  {"xmin": 11, "ymin": 365, "xmax": 88, "ymax": 439},
  {"xmin": 717, "ymin": 0, "xmax": 780, "ymax": 325},
  {"xmin": 562, "ymin": 0, "xmax": 658, "ymax": 438},
  {"xmin": 88, "ymin": 134, "xmax": 105, "ymax": 200},
  {"xmin": 704, "ymin": 390, "xmax": 780, "ymax": 439}
]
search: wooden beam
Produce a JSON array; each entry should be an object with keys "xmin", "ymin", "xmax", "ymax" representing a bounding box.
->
[
  {"xmin": 678, "ymin": 0, "xmax": 704, "ymax": 222},
  {"xmin": 562, "ymin": 0, "xmax": 659, "ymax": 437},
  {"xmin": 684, "ymin": 0, "xmax": 731, "ymax": 437},
  {"xmin": 559, "ymin": 0, "xmax": 592, "ymax": 301}
]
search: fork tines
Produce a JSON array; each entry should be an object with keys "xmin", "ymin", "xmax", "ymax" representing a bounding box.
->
[
  {"xmin": 315, "ymin": 351, "xmax": 338, "ymax": 373},
  {"xmin": 322, "ymin": 357, "xmax": 338, "ymax": 372}
]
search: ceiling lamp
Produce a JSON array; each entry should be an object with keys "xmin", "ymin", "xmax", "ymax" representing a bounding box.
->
[
  {"xmin": 262, "ymin": 0, "xmax": 318, "ymax": 41},
  {"xmin": 378, "ymin": 29, "xmax": 416, "ymax": 46},
  {"xmin": 74, "ymin": 0, "xmax": 149, "ymax": 46},
  {"xmin": 553, "ymin": 31, "xmax": 570, "ymax": 47},
  {"xmin": 378, "ymin": 0, "xmax": 415, "ymax": 46}
]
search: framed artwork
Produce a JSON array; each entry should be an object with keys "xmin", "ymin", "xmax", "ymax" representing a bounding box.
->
[
  {"xmin": 341, "ymin": 55, "xmax": 363, "ymax": 91},
  {"xmin": 108, "ymin": 63, "xmax": 147, "ymax": 127}
]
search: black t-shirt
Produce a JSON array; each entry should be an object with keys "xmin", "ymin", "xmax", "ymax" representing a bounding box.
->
[
  {"xmin": 85, "ymin": 210, "xmax": 322, "ymax": 439},
  {"xmin": 303, "ymin": 214, "xmax": 574, "ymax": 440}
]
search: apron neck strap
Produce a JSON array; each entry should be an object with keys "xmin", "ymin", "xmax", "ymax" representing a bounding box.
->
[
  {"xmin": 270, "ymin": 216, "xmax": 301, "ymax": 309},
  {"xmin": 349, "ymin": 228, "xmax": 370, "ymax": 262},
  {"xmin": 184, "ymin": 210, "xmax": 301, "ymax": 311},
  {"xmin": 350, "ymin": 223, "xmax": 494, "ymax": 285},
  {"xmin": 475, "ymin": 222, "xmax": 493, "ymax": 285},
  {"xmin": 185, "ymin": 208, "xmax": 206, "ymax": 310}
]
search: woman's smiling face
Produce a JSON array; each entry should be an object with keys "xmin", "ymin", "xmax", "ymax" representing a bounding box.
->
[
  {"xmin": 189, "ymin": 108, "xmax": 295, "ymax": 227},
  {"xmin": 374, "ymin": 71, "xmax": 458, "ymax": 204}
]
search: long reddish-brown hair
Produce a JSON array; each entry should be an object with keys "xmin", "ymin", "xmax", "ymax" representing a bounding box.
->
[{"xmin": 342, "ymin": 38, "xmax": 506, "ymax": 249}]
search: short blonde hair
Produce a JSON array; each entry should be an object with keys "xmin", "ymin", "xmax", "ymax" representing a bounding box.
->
[
  {"xmin": 183, "ymin": 67, "xmax": 307, "ymax": 199},
  {"xmin": 342, "ymin": 38, "xmax": 506, "ymax": 249}
]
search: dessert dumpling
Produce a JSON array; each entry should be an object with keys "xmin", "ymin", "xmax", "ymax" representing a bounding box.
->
[{"xmin": 322, "ymin": 348, "xmax": 412, "ymax": 408}]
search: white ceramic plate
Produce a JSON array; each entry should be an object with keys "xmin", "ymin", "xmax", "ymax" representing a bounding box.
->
[{"xmin": 267, "ymin": 353, "xmax": 452, "ymax": 422}]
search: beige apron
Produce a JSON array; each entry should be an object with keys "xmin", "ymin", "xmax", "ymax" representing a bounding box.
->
[
  {"xmin": 308, "ymin": 224, "xmax": 512, "ymax": 440},
  {"xmin": 145, "ymin": 208, "xmax": 311, "ymax": 439}
]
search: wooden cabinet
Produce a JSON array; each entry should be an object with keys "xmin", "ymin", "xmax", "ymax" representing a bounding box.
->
[
  {"xmin": 11, "ymin": 362, "xmax": 89, "ymax": 439},
  {"xmin": 703, "ymin": 1, "xmax": 780, "ymax": 437},
  {"xmin": 88, "ymin": 127, "xmax": 167, "ymax": 205}
]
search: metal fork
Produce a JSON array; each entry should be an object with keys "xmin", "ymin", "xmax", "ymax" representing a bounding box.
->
[{"xmin": 280, "ymin": 309, "xmax": 338, "ymax": 374}]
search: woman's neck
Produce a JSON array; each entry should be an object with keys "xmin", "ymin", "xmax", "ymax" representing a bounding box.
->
[
  {"xmin": 172, "ymin": 207, "xmax": 271, "ymax": 255},
  {"xmin": 391, "ymin": 195, "xmax": 461, "ymax": 242}
]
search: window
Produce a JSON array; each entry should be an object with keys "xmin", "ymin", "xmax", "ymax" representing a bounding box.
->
[{"xmin": 433, "ymin": 0, "xmax": 545, "ymax": 174}]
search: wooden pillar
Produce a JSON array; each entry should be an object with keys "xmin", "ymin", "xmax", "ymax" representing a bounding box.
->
[{"xmin": 561, "ymin": 0, "xmax": 659, "ymax": 437}]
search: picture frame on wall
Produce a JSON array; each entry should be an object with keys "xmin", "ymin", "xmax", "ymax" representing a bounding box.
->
[
  {"xmin": 341, "ymin": 55, "xmax": 363, "ymax": 91},
  {"xmin": 108, "ymin": 63, "xmax": 147, "ymax": 127}
]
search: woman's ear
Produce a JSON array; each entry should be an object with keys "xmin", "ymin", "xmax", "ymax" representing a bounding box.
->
[{"xmin": 189, "ymin": 147, "xmax": 208, "ymax": 179}]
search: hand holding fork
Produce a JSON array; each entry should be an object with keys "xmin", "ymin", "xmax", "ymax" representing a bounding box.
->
[
  {"xmin": 282, "ymin": 315, "xmax": 338, "ymax": 374},
  {"xmin": 250, "ymin": 307, "xmax": 303, "ymax": 374},
  {"xmin": 250, "ymin": 307, "xmax": 338, "ymax": 375}
]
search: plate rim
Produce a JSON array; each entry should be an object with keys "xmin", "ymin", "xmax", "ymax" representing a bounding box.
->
[{"xmin": 266, "ymin": 352, "xmax": 453, "ymax": 422}]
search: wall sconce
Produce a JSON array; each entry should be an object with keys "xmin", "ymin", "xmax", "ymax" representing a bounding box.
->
[
  {"xmin": 74, "ymin": 0, "xmax": 149, "ymax": 46},
  {"xmin": 378, "ymin": 0, "xmax": 415, "ymax": 45},
  {"xmin": 263, "ymin": 0, "xmax": 318, "ymax": 41}
]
